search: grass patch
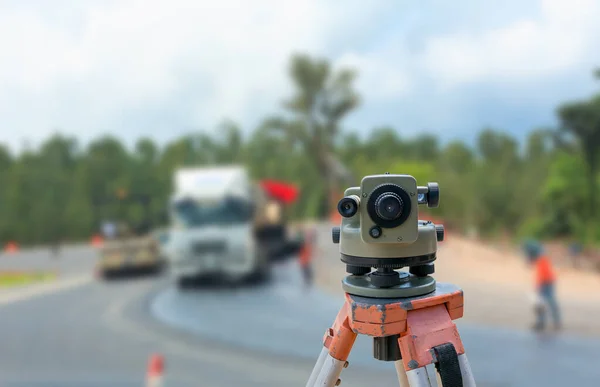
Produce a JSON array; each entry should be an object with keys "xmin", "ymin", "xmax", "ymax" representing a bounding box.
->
[{"xmin": 0, "ymin": 271, "xmax": 57, "ymax": 288}]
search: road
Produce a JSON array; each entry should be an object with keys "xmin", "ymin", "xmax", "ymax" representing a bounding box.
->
[
  {"xmin": 1, "ymin": 245, "xmax": 599, "ymax": 386},
  {"xmin": 152, "ymin": 260, "xmax": 600, "ymax": 386},
  {"xmin": 0, "ymin": 246, "xmax": 398, "ymax": 386}
]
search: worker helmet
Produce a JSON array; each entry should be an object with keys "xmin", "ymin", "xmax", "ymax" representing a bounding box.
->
[{"xmin": 523, "ymin": 239, "xmax": 542, "ymax": 262}]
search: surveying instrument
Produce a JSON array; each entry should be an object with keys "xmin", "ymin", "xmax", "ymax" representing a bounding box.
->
[{"xmin": 306, "ymin": 174, "xmax": 476, "ymax": 387}]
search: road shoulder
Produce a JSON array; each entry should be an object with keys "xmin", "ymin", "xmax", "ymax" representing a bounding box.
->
[{"xmin": 0, "ymin": 274, "xmax": 93, "ymax": 307}]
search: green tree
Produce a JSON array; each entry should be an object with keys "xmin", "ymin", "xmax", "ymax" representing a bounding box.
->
[
  {"xmin": 261, "ymin": 54, "xmax": 360, "ymax": 216},
  {"xmin": 214, "ymin": 120, "xmax": 243, "ymax": 164},
  {"xmin": 472, "ymin": 129, "xmax": 521, "ymax": 235},
  {"xmin": 557, "ymin": 94, "xmax": 600, "ymax": 217},
  {"xmin": 404, "ymin": 134, "xmax": 440, "ymax": 162},
  {"xmin": 131, "ymin": 138, "xmax": 162, "ymax": 227},
  {"xmin": 33, "ymin": 135, "xmax": 78, "ymax": 242},
  {"xmin": 0, "ymin": 145, "xmax": 14, "ymax": 240},
  {"xmin": 539, "ymin": 151, "xmax": 589, "ymax": 238},
  {"xmin": 437, "ymin": 141, "xmax": 475, "ymax": 231},
  {"xmin": 516, "ymin": 129, "xmax": 554, "ymax": 231},
  {"xmin": 3, "ymin": 53, "xmax": 600, "ymax": 250}
]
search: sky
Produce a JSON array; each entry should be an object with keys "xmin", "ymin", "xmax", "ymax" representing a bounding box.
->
[{"xmin": 1, "ymin": 0, "xmax": 600, "ymax": 153}]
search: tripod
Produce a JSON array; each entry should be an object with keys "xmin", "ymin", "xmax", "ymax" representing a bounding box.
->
[{"xmin": 306, "ymin": 269, "xmax": 476, "ymax": 387}]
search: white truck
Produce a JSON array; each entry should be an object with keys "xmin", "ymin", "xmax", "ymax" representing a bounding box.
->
[{"xmin": 165, "ymin": 166, "xmax": 296, "ymax": 289}]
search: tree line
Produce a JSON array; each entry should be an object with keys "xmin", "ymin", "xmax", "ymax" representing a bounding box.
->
[{"xmin": 1, "ymin": 54, "xmax": 599, "ymax": 247}]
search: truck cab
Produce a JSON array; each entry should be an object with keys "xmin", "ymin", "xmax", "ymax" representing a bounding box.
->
[{"xmin": 166, "ymin": 166, "xmax": 281, "ymax": 289}]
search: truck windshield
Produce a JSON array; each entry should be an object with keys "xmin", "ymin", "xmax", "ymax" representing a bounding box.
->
[{"xmin": 171, "ymin": 197, "xmax": 252, "ymax": 228}]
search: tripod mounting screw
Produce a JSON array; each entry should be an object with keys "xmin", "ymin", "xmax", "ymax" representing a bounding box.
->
[
  {"xmin": 332, "ymin": 227, "xmax": 341, "ymax": 244},
  {"xmin": 373, "ymin": 335, "xmax": 401, "ymax": 361},
  {"xmin": 369, "ymin": 268, "xmax": 403, "ymax": 287},
  {"xmin": 436, "ymin": 224, "xmax": 444, "ymax": 242}
]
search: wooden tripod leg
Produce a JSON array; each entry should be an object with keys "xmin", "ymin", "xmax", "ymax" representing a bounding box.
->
[
  {"xmin": 398, "ymin": 304, "xmax": 476, "ymax": 386},
  {"xmin": 306, "ymin": 301, "xmax": 358, "ymax": 387}
]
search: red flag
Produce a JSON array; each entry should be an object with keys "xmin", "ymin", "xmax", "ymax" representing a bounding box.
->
[{"xmin": 259, "ymin": 180, "xmax": 299, "ymax": 204}]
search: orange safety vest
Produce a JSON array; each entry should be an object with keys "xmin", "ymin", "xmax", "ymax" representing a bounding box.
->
[
  {"xmin": 299, "ymin": 230, "xmax": 316, "ymax": 266},
  {"xmin": 299, "ymin": 244, "xmax": 312, "ymax": 266},
  {"xmin": 535, "ymin": 256, "xmax": 556, "ymax": 287}
]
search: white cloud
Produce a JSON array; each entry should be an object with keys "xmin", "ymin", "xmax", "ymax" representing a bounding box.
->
[
  {"xmin": 421, "ymin": 0, "xmax": 600, "ymax": 89},
  {"xmin": 327, "ymin": 0, "xmax": 600, "ymax": 142},
  {"xmin": 0, "ymin": 0, "xmax": 599, "ymax": 152},
  {"xmin": 0, "ymin": 0, "xmax": 392, "ymax": 151},
  {"xmin": 335, "ymin": 51, "xmax": 414, "ymax": 100},
  {"xmin": 336, "ymin": 0, "xmax": 600, "ymax": 100}
]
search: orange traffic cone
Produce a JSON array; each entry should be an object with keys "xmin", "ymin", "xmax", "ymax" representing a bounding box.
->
[
  {"xmin": 3, "ymin": 241, "xmax": 19, "ymax": 254},
  {"xmin": 329, "ymin": 210, "xmax": 342, "ymax": 224},
  {"xmin": 146, "ymin": 353, "xmax": 164, "ymax": 387}
]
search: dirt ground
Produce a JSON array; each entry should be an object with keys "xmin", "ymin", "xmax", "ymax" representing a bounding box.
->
[{"xmin": 312, "ymin": 224, "xmax": 600, "ymax": 338}]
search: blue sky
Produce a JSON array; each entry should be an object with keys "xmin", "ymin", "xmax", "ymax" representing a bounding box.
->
[{"xmin": 1, "ymin": 0, "xmax": 599, "ymax": 152}]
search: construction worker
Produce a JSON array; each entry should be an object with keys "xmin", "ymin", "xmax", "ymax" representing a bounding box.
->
[
  {"xmin": 101, "ymin": 221, "xmax": 117, "ymax": 240},
  {"xmin": 51, "ymin": 238, "xmax": 61, "ymax": 258},
  {"xmin": 298, "ymin": 227, "xmax": 316, "ymax": 287},
  {"xmin": 524, "ymin": 241, "xmax": 562, "ymax": 332},
  {"xmin": 568, "ymin": 241, "xmax": 583, "ymax": 269}
]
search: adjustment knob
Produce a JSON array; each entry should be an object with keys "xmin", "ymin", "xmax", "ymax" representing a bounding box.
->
[
  {"xmin": 332, "ymin": 226, "xmax": 341, "ymax": 244},
  {"xmin": 346, "ymin": 265, "xmax": 371, "ymax": 275},
  {"xmin": 435, "ymin": 224, "xmax": 444, "ymax": 242},
  {"xmin": 427, "ymin": 182, "xmax": 440, "ymax": 208}
]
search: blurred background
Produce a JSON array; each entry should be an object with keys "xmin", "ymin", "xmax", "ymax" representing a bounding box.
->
[{"xmin": 1, "ymin": 0, "xmax": 600, "ymax": 386}]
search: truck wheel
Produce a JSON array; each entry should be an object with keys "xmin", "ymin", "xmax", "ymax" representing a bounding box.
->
[
  {"xmin": 259, "ymin": 265, "xmax": 272, "ymax": 283},
  {"xmin": 176, "ymin": 276, "xmax": 193, "ymax": 291},
  {"xmin": 248, "ymin": 253, "xmax": 271, "ymax": 285},
  {"xmin": 100, "ymin": 270, "xmax": 114, "ymax": 281},
  {"xmin": 150, "ymin": 264, "xmax": 163, "ymax": 276}
]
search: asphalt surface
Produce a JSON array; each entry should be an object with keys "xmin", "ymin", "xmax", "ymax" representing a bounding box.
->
[
  {"xmin": 1, "ymin": 244, "xmax": 599, "ymax": 386},
  {"xmin": 0, "ymin": 246, "xmax": 398, "ymax": 386},
  {"xmin": 152, "ymin": 260, "xmax": 600, "ymax": 387}
]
